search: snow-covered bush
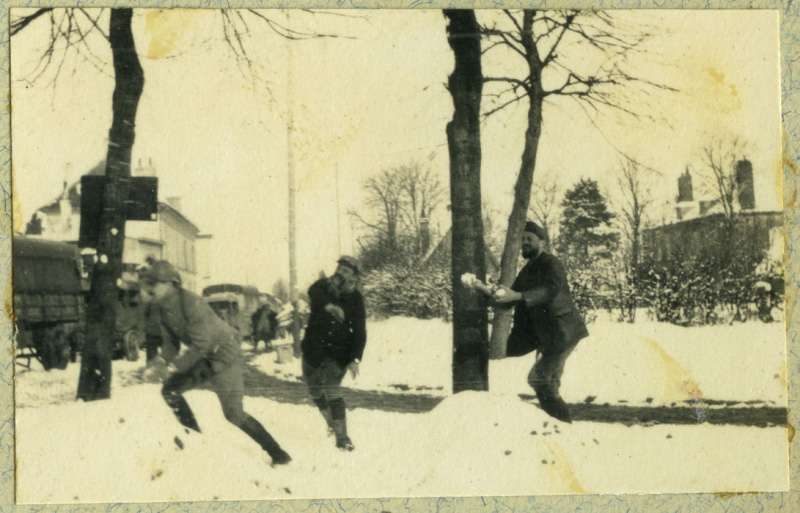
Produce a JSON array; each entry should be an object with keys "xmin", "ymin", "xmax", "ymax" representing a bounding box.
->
[
  {"xmin": 639, "ymin": 256, "xmax": 781, "ymax": 326},
  {"xmin": 361, "ymin": 264, "xmax": 452, "ymax": 320},
  {"xmin": 640, "ymin": 261, "xmax": 719, "ymax": 326}
]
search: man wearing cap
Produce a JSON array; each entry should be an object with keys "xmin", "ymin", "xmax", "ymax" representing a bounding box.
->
[
  {"xmin": 138, "ymin": 257, "xmax": 174, "ymax": 364},
  {"xmin": 141, "ymin": 260, "xmax": 291, "ymax": 466},
  {"xmin": 301, "ymin": 255, "xmax": 367, "ymax": 451},
  {"xmin": 490, "ymin": 221, "xmax": 588, "ymax": 423}
]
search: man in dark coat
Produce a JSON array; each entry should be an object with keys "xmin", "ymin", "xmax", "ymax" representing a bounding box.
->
[
  {"xmin": 301, "ymin": 255, "xmax": 367, "ymax": 451},
  {"xmin": 492, "ymin": 221, "xmax": 588, "ymax": 423},
  {"xmin": 141, "ymin": 260, "xmax": 291, "ymax": 466}
]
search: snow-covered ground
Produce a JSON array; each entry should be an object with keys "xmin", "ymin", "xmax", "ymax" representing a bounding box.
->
[{"xmin": 14, "ymin": 316, "xmax": 789, "ymax": 503}]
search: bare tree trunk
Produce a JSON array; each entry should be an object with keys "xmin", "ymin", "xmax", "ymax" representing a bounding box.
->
[
  {"xmin": 444, "ymin": 10, "xmax": 488, "ymax": 393},
  {"xmin": 77, "ymin": 9, "xmax": 144, "ymax": 401},
  {"xmin": 489, "ymin": 11, "xmax": 545, "ymax": 359}
]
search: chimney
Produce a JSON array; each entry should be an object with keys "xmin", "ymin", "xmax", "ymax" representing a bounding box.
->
[
  {"xmin": 59, "ymin": 181, "xmax": 72, "ymax": 233},
  {"xmin": 677, "ymin": 166, "xmax": 693, "ymax": 203},
  {"xmin": 735, "ymin": 159, "xmax": 755, "ymax": 210},
  {"xmin": 135, "ymin": 157, "xmax": 157, "ymax": 177},
  {"xmin": 166, "ymin": 196, "xmax": 183, "ymax": 212}
]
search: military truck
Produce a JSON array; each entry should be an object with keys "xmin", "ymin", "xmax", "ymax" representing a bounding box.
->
[
  {"xmin": 13, "ymin": 236, "xmax": 83, "ymax": 370},
  {"xmin": 202, "ymin": 284, "xmax": 262, "ymax": 342}
]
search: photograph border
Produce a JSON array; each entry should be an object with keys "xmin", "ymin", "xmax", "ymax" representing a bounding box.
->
[{"xmin": 1, "ymin": 0, "xmax": 797, "ymax": 511}]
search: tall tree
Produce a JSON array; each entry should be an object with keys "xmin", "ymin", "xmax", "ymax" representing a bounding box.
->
[
  {"xmin": 395, "ymin": 164, "xmax": 444, "ymax": 256},
  {"xmin": 77, "ymin": 9, "xmax": 145, "ymax": 400},
  {"xmin": 699, "ymin": 136, "xmax": 753, "ymax": 271},
  {"xmin": 479, "ymin": 10, "xmax": 674, "ymax": 358},
  {"xmin": 12, "ymin": 8, "xmax": 144, "ymax": 400},
  {"xmin": 11, "ymin": 7, "xmax": 338, "ymax": 396},
  {"xmin": 443, "ymin": 10, "xmax": 489, "ymax": 392},
  {"xmin": 613, "ymin": 158, "xmax": 654, "ymax": 322},
  {"xmin": 700, "ymin": 137, "xmax": 749, "ymax": 226},
  {"xmin": 557, "ymin": 178, "xmax": 616, "ymax": 261},
  {"xmin": 556, "ymin": 178, "xmax": 617, "ymax": 323},
  {"xmin": 351, "ymin": 163, "xmax": 443, "ymax": 269},
  {"xmin": 528, "ymin": 171, "xmax": 561, "ymax": 246}
]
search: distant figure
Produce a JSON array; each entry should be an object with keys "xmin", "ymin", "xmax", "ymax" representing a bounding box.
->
[
  {"xmin": 141, "ymin": 260, "xmax": 291, "ymax": 466},
  {"xmin": 251, "ymin": 305, "xmax": 279, "ymax": 352},
  {"xmin": 301, "ymin": 256, "xmax": 367, "ymax": 451},
  {"xmin": 471, "ymin": 221, "xmax": 588, "ymax": 423}
]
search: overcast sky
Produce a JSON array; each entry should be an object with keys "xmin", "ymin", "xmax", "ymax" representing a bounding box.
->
[{"xmin": 10, "ymin": 9, "xmax": 781, "ymax": 290}]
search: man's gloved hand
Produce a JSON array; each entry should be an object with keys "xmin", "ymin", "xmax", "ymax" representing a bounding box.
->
[
  {"xmin": 143, "ymin": 355, "xmax": 174, "ymax": 383},
  {"xmin": 324, "ymin": 303, "xmax": 346, "ymax": 323},
  {"xmin": 347, "ymin": 360, "xmax": 360, "ymax": 379}
]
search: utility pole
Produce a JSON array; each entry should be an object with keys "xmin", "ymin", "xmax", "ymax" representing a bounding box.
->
[
  {"xmin": 335, "ymin": 163, "xmax": 342, "ymax": 255},
  {"xmin": 286, "ymin": 11, "xmax": 301, "ymax": 358}
]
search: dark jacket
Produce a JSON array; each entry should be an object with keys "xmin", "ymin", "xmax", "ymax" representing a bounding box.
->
[
  {"xmin": 158, "ymin": 288, "xmax": 242, "ymax": 373},
  {"xmin": 301, "ymin": 278, "xmax": 367, "ymax": 368},
  {"xmin": 504, "ymin": 251, "xmax": 588, "ymax": 356}
]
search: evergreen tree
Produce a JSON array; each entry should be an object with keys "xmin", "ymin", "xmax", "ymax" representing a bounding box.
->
[
  {"xmin": 557, "ymin": 178, "xmax": 617, "ymax": 261},
  {"xmin": 555, "ymin": 178, "xmax": 618, "ymax": 322}
]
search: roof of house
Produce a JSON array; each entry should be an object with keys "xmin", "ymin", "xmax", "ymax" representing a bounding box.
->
[
  {"xmin": 36, "ymin": 160, "xmax": 200, "ymax": 234},
  {"xmin": 421, "ymin": 226, "xmax": 501, "ymax": 274}
]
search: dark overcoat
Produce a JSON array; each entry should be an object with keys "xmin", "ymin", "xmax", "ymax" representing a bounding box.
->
[
  {"xmin": 504, "ymin": 251, "xmax": 589, "ymax": 357},
  {"xmin": 301, "ymin": 278, "xmax": 367, "ymax": 368}
]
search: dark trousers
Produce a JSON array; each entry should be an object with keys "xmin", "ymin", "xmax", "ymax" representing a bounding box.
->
[
  {"xmin": 527, "ymin": 345, "xmax": 575, "ymax": 400},
  {"xmin": 527, "ymin": 345, "xmax": 576, "ymax": 422},
  {"xmin": 302, "ymin": 358, "xmax": 347, "ymax": 402},
  {"xmin": 145, "ymin": 335, "xmax": 162, "ymax": 362},
  {"xmin": 161, "ymin": 359, "xmax": 285, "ymax": 457}
]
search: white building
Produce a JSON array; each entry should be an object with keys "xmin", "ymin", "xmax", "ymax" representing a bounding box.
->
[{"xmin": 29, "ymin": 160, "xmax": 212, "ymax": 294}]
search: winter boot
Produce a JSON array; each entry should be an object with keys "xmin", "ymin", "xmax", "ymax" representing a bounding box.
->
[
  {"xmin": 313, "ymin": 396, "xmax": 335, "ymax": 437},
  {"xmin": 332, "ymin": 419, "xmax": 354, "ymax": 451},
  {"xmin": 549, "ymin": 398, "xmax": 573, "ymax": 424},
  {"xmin": 163, "ymin": 394, "xmax": 202, "ymax": 433},
  {"xmin": 535, "ymin": 387, "xmax": 572, "ymax": 424},
  {"xmin": 239, "ymin": 415, "xmax": 292, "ymax": 466},
  {"xmin": 270, "ymin": 448, "xmax": 292, "ymax": 466}
]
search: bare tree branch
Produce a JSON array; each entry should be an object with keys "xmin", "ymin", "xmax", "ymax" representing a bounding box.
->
[
  {"xmin": 245, "ymin": 9, "xmax": 355, "ymax": 40},
  {"xmin": 10, "ymin": 8, "xmax": 53, "ymax": 37},
  {"xmin": 541, "ymin": 13, "xmax": 575, "ymax": 65}
]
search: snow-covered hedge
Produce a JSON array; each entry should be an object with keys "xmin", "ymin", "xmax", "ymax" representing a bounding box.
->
[
  {"xmin": 361, "ymin": 265, "xmax": 452, "ymax": 320},
  {"xmin": 639, "ymin": 259, "xmax": 783, "ymax": 326}
]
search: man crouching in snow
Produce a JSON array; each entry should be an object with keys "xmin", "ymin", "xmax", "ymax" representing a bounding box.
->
[
  {"xmin": 472, "ymin": 221, "xmax": 588, "ymax": 423},
  {"xmin": 141, "ymin": 260, "xmax": 291, "ymax": 466},
  {"xmin": 301, "ymin": 256, "xmax": 367, "ymax": 451}
]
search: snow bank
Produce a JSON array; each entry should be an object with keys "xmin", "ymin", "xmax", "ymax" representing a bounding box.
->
[
  {"xmin": 16, "ymin": 386, "xmax": 788, "ymax": 502},
  {"xmin": 14, "ymin": 315, "xmax": 789, "ymax": 502},
  {"xmin": 491, "ymin": 319, "xmax": 787, "ymax": 406}
]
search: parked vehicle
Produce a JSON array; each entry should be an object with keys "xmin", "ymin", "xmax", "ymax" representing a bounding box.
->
[
  {"xmin": 113, "ymin": 280, "xmax": 145, "ymax": 362},
  {"xmin": 13, "ymin": 236, "xmax": 83, "ymax": 370},
  {"xmin": 202, "ymin": 284, "xmax": 262, "ymax": 341}
]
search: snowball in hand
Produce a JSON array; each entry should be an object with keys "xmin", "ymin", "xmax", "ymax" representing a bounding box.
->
[{"xmin": 461, "ymin": 273, "xmax": 477, "ymax": 288}]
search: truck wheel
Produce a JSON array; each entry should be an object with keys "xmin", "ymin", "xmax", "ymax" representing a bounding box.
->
[{"xmin": 124, "ymin": 330, "xmax": 142, "ymax": 362}]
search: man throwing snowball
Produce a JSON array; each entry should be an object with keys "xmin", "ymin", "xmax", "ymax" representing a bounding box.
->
[
  {"xmin": 300, "ymin": 255, "xmax": 367, "ymax": 451},
  {"xmin": 476, "ymin": 221, "xmax": 588, "ymax": 423},
  {"xmin": 141, "ymin": 260, "xmax": 291, "ymax": 466}
]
